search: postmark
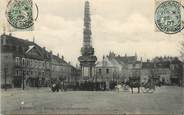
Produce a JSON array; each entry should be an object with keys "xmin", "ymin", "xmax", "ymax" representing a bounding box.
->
[
  {"xmin": 6, "ymin": 0, "xmax": 34, "ymax": 30},
  {"xmin": 155, "ymin": 0, "xmax": 183, "ymax": 34}
]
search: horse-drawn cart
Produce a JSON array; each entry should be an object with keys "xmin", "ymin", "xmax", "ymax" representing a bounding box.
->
[
  {"xmin": 128, "ymin": 76, "xmax": 141, "ymax": 94},
  {"xmin": 141, "ymin": 78, "xmax": 156, "ymax": 93}
]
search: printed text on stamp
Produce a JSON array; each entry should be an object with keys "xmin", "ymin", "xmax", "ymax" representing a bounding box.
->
[
  {"xmin": 155, "ymin": 0, "xmax": 182, "ymax": 34},
  {"xmin": 6, "ymin": 0, "xmax": 33, "ymax": 29}
]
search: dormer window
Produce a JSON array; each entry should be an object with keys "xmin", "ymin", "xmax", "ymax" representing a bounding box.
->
[
  {"xmin": 2, "ymin": 36, "xmax": 7, "ymax": 45},
  {"xmin": 15, "ymin": 57, "xmax": 20, "ymax": 66}
]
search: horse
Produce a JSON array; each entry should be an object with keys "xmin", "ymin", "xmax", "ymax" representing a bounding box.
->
[{"xmin": 126, "ymin": 77, "xmax": 141, "ymax": 94}]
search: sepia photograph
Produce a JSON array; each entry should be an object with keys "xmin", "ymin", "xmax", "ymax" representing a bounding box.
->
[{"xmin": 0, "ymin": 0, "xmax": 184, "ymax": 114}]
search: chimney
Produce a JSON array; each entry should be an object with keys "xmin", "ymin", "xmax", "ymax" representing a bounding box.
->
[
  {"xmin": 2, "ymin": 35, "xmax": 7, "ymax": 45},
  {"xmin": 49, "ymin": 50, "xmax": 52, "ymax": 54},
  {"xmin": 43, "ymin": 47, "xmax": 46, "ymax": 50},
  {"xmin": 103, "ymin": 55, "xmax": 105, "ymax": 59},
  {"xmin": 33, "ymin": 36, "xmax": 35, "ymax": 43},
  {"xmin": 135, "ymin": 52, "xmax": 137, "ymax": 59},
  {"xmin": 140, "ymin": 57, "xmax": 143, "ymax": 62},
  {"xmin": 48, "ymin": 51, "xmax": 53, "ymax": 59},
  {"xmin": 57, "ymin": 53, "xmax": 59, "ymax": 57},
  {"xmin": 62, "ymin": 56, "xmax": 64, "ymax": 60},
  {"xmin": 9, "ymin": 33, "xmax": 12, "ymax": 36}
]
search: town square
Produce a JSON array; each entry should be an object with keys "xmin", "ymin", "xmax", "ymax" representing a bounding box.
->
[
  {"xmin": 1, "ymin": 86, "xmax": 184, "ymax": 114},
  {"xmin": 1, "ymin": 0, "xmax": 184, "ymax": 114}
]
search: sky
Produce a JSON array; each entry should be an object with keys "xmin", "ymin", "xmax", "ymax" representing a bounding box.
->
[{"xmin": 0, "ymin": 0, "xmax": 184, "ymax": 65}]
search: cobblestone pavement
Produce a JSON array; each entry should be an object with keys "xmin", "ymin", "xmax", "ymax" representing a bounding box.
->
[{"xmin": 1, "ymin": 86, "xmax": 184, "ymax": 114}]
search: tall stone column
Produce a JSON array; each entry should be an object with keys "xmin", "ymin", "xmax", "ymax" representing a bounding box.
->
[{"xmin": 78, "ymin": 1, "xmax": 97, "ymax": 83}]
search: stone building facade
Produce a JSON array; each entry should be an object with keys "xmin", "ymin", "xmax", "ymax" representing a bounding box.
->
[
  {"xmin": 152, "ymin": 57, "xmax": 183, "ymax": 85},
  {"xmin": 96, "ymin": 52, "xmax": 142, "ymax": 89},
  {"xmin": 1, "ymin": 34, "xmax": 79, "ymax": 88},
  {"xmin": 96, "ymin": 52, "xmax": 183, "ymax": 87}
]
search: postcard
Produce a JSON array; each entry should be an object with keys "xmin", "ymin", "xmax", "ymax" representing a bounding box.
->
[{"xmin": 0, "ymin": 0, "xmax": 184, "ymax": 114}]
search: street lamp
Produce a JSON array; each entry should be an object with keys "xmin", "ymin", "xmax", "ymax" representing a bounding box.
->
[
  {"xmin": 4, "ymin": 64, "xmax": 8, "ymax": 91},
  {"xmin": 22, "ymin": 70, "xmax": 25, "ymax": 90}
]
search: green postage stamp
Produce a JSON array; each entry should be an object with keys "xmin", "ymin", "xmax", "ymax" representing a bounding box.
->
[
  {"xmin": 5, "ymin": 0, "xmax": 34, "ymax": 31},
  {"xmin": 154, "ymin": 0, "xmax": 184, "ymax": 34}
]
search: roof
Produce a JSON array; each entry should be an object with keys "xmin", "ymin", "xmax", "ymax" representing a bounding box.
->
[
  {"xmin": 1, "ymin": 34, "xmax": 68, "ymax": 63},
  {"xmin": 155, "ymin": 61, "xmax": 170, "ymax": 68},
  {"xmin": 52, "ymin": 55, "xmax": 68, "ymax": 66},
  {"xmin": 1, "ymin": 34, "xmax": 46, "ymax": 59},
  {"xmin": 96, "ymin": 56, "xmax": 118, "ymax": 67},
  {"xmin": 142, "ymin": 62, "xmax": 154, "ymax": 69},
  {"xmin": 115, "ymin": 56, "xmax": 136, "ymax": 63},
  {"xmin": 25, "ymin": 45, "xmax": 35, "ymax": 53},
  {"xmin": 170, "ymin": 58, "xmax": 182, "ymax": 64},
  {"xmin": 1, "ymin": 34, "xmax": 78, "ymax": 70}
]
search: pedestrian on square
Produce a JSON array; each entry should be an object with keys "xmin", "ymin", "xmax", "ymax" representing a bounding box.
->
[{"xmin": 150, "ymin": 77, "xmax": 156, "ymax": 91}]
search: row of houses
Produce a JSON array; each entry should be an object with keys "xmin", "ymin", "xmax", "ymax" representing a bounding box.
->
[
  {"xmin": 96, "ymin": 52, "xmax": 183, "ymax": 88},
  {"xmin": 1, "ymin": 34, "xmax": 183, "ymax": 90},
  {"xmin": 1, "ymin": 34, "xmax": 80, "ymax": 88}
]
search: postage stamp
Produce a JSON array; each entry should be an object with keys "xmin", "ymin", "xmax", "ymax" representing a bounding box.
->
[
  {"xmin": 154, "ymin": 0, "xmax": 184, "ymax": 34},
  {"xmin": 5, "ymin": 0, "xmax": 34, "ymax": 30}
]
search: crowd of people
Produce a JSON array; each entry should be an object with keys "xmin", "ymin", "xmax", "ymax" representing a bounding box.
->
[{"xmin": 49, "ymin": 76, "xmax": 160, "ymax": 93}]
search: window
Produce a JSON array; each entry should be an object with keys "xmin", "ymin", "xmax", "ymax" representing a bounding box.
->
[
  {"xmin": 15, "ymin": 57, "xmax": 20, "ymax": 66},
  {"xmin": 34, "ymin": 60, "xmax": 37, "ymax": 68},
  {"xmin": 170, "ymin": 65, "xmax": 174, "ymax": 70},
  {"xmin": 16, "ymin": 70, "xmax": 19, "ymax": 76},
  {"xmin": 25, "ymin": 59, "xmax": 28, "ymax": 67},
  {"xmin": 99, "ymin": 69, "xmax": 102, "ymax": 74},
  {"xmin": 2, "ymin": 37, "xmax": 6, "ymax": 45},
  {"xmin": 27, "ymin": 59, "xmax": 30, "ymax": 67},
  {"xmin": 38, "ymin": 61, "xmax": 40, "ymax": 68},
  {"xmin": 22, "ymin": 58, "xmax": 25, "ymax": 67},
  {"xmin": 133, "ymin": 64, "xmax": 136, "ymax": 67},
  {"xmin": 32, "ymin": 60, "xmax": 35, "ymax": 68},
  {"xmin": 28, "ymin": 60, "xmax": 30, "ymax": 67},
  {"xmin": 106, "ymin": 69, "xmax": 109, "ymax": 74},
  {"xmin": 27, "ymin": 71, "xmax": 29, "ymax": 75},
  {"xmin": 18, "ymin": 70, "xmax": 22, "ymax": 76},
  {"xmin": 42, "ymin": 62, "xmax": 45, "ymax": 68}
]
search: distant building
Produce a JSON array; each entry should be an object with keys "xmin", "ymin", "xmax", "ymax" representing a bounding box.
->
[
  {"xmin": 152, "ymin": 57, "xmax": 183, "ymax": 85},
  {"xmin": 96, "ymin": 53, "xmax": 183, "ymax": 86},
  {"xmin": 96, "ymin": 52, "xmax": 141, "ymax": 89},
  {"xmin": 96, "ymin": 56, "xmax": 120, "ymax": 89},
  {"xmin": 1, "ymin": 34, "xmax": 78, "ymax": 88},
  {"xmin": 141, "ymin": 60, "xmax": 154, "ymax": 82},
  {"xmin": 169, "ymin": 58, "xmax": 183, "ymax": 86}
]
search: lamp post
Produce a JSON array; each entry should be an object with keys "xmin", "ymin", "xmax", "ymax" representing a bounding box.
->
[
  {"xmin": 4, "ymin": 65, "xmax": 7, "ymax": 91},
  {"xmin": 22, "ymin": 70, "xmax": 25, "ymax": 90}
]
